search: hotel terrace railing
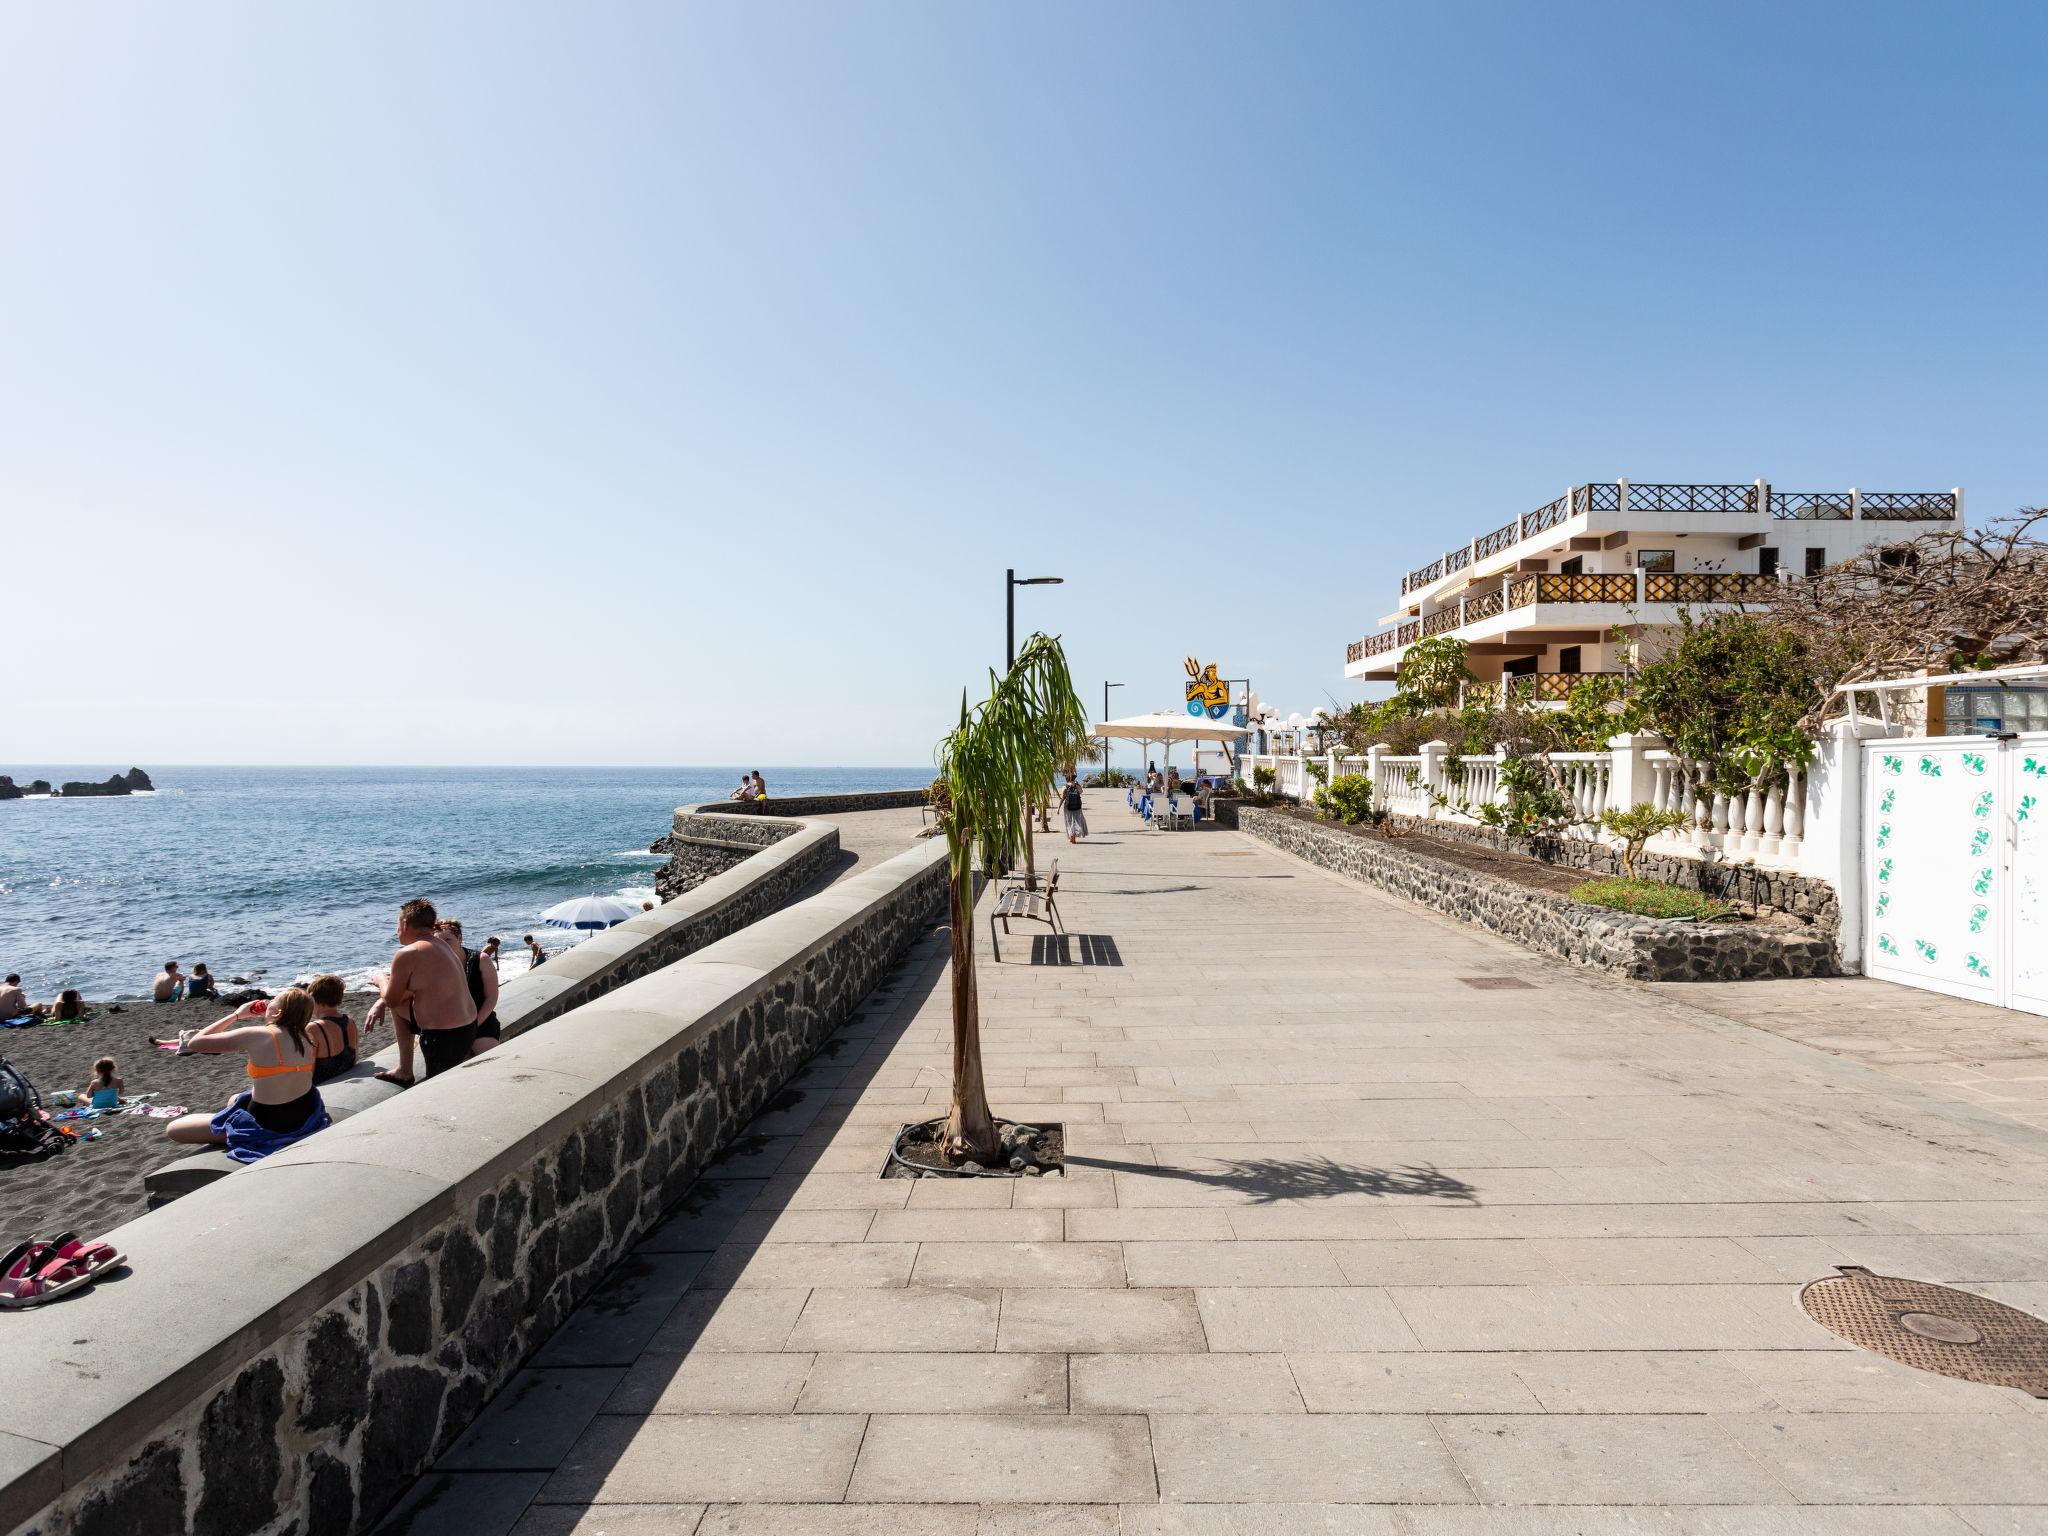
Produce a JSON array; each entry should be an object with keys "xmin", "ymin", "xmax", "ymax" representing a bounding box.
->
[
  {"xmin": 1398, "ymin": 481, "xmax": 1958, "ymax": 594},
  {"xmin": 1499, "ymin": 670, "xmax": 1627, "ymax": 704},
  {"xmin": 1351, "ymin": 570, "xmax": 1786, "ymax": 665}
]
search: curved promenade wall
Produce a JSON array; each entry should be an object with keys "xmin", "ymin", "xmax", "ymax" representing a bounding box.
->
[{"xmin": 8, "ymin": 836, "xmax": 949, "ymax": 1536}]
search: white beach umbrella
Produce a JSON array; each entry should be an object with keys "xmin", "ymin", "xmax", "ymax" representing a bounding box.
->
[{"xmin": 539, "ymin": 894, "xmax": 641, "ymax": 931}]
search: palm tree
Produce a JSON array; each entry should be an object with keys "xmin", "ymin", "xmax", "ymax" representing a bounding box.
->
[{"xmin": 931, "ymin": 632, "xmax": 1087, "ymax": 1163}]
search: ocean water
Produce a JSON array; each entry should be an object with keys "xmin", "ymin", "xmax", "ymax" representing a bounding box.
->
[{"xmin": 0, "ymin": 766, "xmax": 926, "ymax": 1000}]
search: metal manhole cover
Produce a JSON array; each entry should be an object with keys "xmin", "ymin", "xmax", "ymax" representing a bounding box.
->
[
  {"xmin": 1799, "ymin": 1266, "xmax": 2048, "ymax": 1397},
  {"xmin": 1458, "ymin": 976, "xmax": 1535, "ymax": 990}
]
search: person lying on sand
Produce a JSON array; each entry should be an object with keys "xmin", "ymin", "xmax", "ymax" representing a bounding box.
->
[
  {"xmin": 369, "ymin": 898, "xmax": 476, "ymax": 1087},
  {"xmin": 163, "ymin": 990, "xmax": 330, "ymax": 1161}
]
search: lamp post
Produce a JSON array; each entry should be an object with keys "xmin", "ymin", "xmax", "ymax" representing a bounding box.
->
[
  {"xmin": 1103, "ymin": 681, "xmax": 1123, "ymax": 783},
  {"xmin": 1006, "ymin": 569, "xmax": 1064, "ymax": 669}
]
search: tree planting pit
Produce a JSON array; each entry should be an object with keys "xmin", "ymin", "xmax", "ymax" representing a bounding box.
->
[{"xmin": 885, "ymin": 1118, "xmax": 1066, "ymax": 1179}]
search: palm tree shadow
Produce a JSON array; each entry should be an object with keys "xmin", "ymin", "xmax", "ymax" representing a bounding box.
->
[{"xmin": 1073, "ymin": 1153, "xmax": 1480, "ymax": 1206}]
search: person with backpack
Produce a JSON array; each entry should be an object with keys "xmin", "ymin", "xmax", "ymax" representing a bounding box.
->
[{"xmin": 1061, "ymin": 771, "xmax": 1088, "ymax": 844}]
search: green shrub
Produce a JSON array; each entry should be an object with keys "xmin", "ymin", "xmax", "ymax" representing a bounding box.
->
[
  {"xmin": 1570, "ymin": 877, "xmax": 1728, "ymax": 920},
  {"xmin": 1252, "ymin": 765, "xmax": 1277, "ymax": 790},
  {"xmin": 1320, "ymin": 773, "xmax": 1375, "ymax": 824},
  {"xmin": 1598, "ymin": 803, "xmax": 1691, "ymax": 877}
]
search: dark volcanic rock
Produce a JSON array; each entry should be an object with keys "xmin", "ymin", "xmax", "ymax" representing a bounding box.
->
[
  {"xmin": 58, "ymin": 770, "xmax": 151, "ymax": 797},
  {"xmin": 0, "ymin": 776, "xmax": 18, "ymax": 800}
]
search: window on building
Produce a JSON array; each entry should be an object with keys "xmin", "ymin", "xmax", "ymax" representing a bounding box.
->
[
  {"xmin": 1503, "ymin": 656, "xmax": 1538, "ymax": 678},
  {"xmin": 1804, "ymin": 547, "xmax": 1826, "ymax": 577},
  {"xmin": 1560, "ymin": 556, "xmax": 1583, "ymax": 575},
  {"xmin": 1558, "ymin": 646, "xmax": 1582, "ymax": 675},
  {"xmin": 1637, "ymin": 549, "xmax": 1675, "ymax": 573},
  {"xmin": 1758, "ymin": 547, "xmax": 1779, "ymax": 577},
  {"xmin": 1880, "ymin": 547, "xmax": 1921, "ymax": 571}
]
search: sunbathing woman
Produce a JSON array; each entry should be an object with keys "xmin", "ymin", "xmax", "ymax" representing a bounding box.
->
[
  {"xmin": 163, "ymin": 989, "xmax": 331, "ymax": 1162},
  {"xmin": 306, "ymin": 973, "xmax": 359, "ymax": 1084}
]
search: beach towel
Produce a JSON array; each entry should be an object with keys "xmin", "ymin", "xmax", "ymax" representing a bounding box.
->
[
  {"xmin": 209, "ymin": 1091, "xmax": 330, "ymax": 1164},
  {"xmin": 1, "ymin": 1017, "xmax": 36, "ymax": 1029}
]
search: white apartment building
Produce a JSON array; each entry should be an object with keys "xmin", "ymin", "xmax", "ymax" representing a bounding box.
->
[{"xmin": 1345, "ymin": 479, "xmax": 1962, "ymax": 703}]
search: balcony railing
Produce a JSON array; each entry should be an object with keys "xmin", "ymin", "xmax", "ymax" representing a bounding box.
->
[
  {"xmin": 1506, "ymin": 572, "xmax": 1637, "ymax": 608},
  {"xmin": 1350, "ymin": 568, "xmax": 1791, "ymax": 666},
  {"xmin": 1501, "ymin": 670, "xmax": 1627, "ymax": 704},
  {"xmin": 1771, "ymin": 490, "xmax": 1851, "ymax": 521},
  {"xmin": 1627, "ymin": 482, "xmax": 1759, "ymax": 514},
  {"xmin": 1860, "ymin": 492, "xmax": 1959, "ymax": 521},
  {"xmin": 1473, "ymin": 518, "xmax": 1519, "ymax": 560},
  {"xmin": 1391, "ymin": 480, "xmax": 1958, "ymax": 598},
  {"xmin": 1643, "ymin": 571, "xmax": 1779, "ymax": 604}
]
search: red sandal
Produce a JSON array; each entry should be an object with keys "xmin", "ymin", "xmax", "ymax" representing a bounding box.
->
[
  {"xmin": 1, "ymin": 1238, "xmax": 51, "ymax": 1282},
  {"xmin": 46, "ymin": 1232, "xmax": 123, "ymax": 1278},
  {"xmin": 0, "ymin": 1251, "xmax": 97, "ymax": 1309}
]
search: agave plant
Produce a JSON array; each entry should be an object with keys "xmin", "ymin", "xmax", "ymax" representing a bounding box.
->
[{"xmin": 931, "ymin": 632, "xmax": 1087, "ymax": 1162}]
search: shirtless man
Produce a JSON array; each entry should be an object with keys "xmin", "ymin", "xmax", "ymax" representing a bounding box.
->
[
  {"xmin": 370, "ymin": 898, "xmax": 476, "ymax": 1085},
  {"xmin": 152, "ymin": 960, "xmax": 185, "ymax": 1003},
  {"xmin": 0, "ymin": 974, "xmax": 45, "ymax": 1021}
]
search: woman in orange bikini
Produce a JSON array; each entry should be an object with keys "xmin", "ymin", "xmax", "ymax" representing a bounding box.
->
[{"xmin": 163, "ymin": 988, "xmax": 332, "ymax": 1161}]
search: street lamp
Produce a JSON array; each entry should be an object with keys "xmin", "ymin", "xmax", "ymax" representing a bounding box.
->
[
  {"xmin": 1006, "ymin": 569, "xmax": 1064, "ymax": 669},
  {"xmin": 1103, "ymin": 682, "xmax": 1124, "ymax": 783}
]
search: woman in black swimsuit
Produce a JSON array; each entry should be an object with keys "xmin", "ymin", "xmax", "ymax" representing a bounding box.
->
[{"xmin": 306, "ymin": 973, "xmax": 360, "ymax": 1083}]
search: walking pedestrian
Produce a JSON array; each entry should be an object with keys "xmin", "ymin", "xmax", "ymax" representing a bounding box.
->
[{"xmin": 1061, "ymin": 771, "xmax": 1088, "ymax": 843}]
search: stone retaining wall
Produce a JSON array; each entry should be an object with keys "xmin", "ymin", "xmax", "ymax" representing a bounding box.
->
[
  {"xmin": 1238, "ymin": 807, "xmax": 1836, "ymax": 982},
  {"xmin": 1381, "ymin": 813, "xmax": 1840, "ymax": 934},
  {"xmin": 5, "ymin": 839, "xmax": 950, "ymax": 1536}
]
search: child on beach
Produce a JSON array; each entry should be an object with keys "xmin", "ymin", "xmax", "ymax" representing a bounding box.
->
[
  {"xmin": 80, "ymin": 1057, "xmax": 122, "ymax": 1109},
  {"xmin": 306, "ymin": 974, "xmax": 360, "ymax": 1084}
]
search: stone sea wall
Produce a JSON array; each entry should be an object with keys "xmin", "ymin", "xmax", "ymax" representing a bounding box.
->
[
  {"xmin": 5, "ymin": 838, "xmax": 951, "ymax": 1536},
  {"xmin": 1238, "ymin": 807, "xmax": 1837, "ymax": 982},
  {"xmin": 1380, "ymin": 812, "xmax": 1840, "ymax": 934}
]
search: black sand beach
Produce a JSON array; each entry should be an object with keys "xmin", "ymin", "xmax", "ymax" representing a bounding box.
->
[{"xmin": 0, "ymin": 993, "xmax": 380, "ymax": 1239}]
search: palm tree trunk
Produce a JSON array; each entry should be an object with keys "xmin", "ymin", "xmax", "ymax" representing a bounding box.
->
[{"xmin": 942, "ymin": 848, "xmax": 999, "ymax": 1162}]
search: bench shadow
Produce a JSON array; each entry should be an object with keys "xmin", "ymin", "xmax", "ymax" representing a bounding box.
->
[{"xmin": 1027, "ymin": 933, "xmax": 1123, "ymax": 967}]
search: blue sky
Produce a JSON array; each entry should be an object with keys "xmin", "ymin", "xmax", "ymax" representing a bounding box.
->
[{"xmin": 4, "ymin": 3, "xmax": 2041, "ymax": 766}]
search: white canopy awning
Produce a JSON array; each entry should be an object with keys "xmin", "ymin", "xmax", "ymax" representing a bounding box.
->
[{"xmin": 1091, "ymin": 711, "xmax": 1248, "ymax": 744}]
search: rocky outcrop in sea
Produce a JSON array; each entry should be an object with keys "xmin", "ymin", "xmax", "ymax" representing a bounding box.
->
[{"xmin": 53, "ymin": 768, "xmax": 155, "ymax": 797}]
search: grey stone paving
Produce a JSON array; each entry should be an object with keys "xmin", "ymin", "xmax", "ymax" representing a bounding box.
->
[{"xmin": 385, "ymin": 789, "xmax": 2048, "ymax": 1533}]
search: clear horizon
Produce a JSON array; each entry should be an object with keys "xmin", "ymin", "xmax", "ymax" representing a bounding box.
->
[{"xmin": 7, "ymin": 3, "xmax": 2042, "ymax": 766}]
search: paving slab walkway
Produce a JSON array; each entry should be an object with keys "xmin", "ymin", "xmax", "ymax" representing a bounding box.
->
[{"xmin": 384, "ymin": 789, "xmax": 2048, "ymax": 1535}]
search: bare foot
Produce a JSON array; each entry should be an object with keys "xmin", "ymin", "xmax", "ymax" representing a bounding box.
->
[{"xmin": 373, "ymin": 1070, "xmax": 415, "ymax": 1088}]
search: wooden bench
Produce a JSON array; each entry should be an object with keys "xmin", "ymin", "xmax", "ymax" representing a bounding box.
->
[{"xmin": 989, "ymin": 860, "xmax": 1061, "ymax": 961}]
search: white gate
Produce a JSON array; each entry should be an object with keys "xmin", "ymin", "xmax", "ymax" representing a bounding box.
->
[{"xmin": 1862, "ymin": 734, "xmax": 2048, "ymax": 1016}]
